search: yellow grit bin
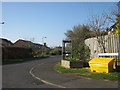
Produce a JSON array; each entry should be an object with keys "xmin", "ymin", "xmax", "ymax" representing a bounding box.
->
[{"xmin": 88, "ymin": 57, "xmax": 114, "ymax": 73}]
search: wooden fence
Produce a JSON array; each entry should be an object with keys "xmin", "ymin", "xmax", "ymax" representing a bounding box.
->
[
  {"xmin": 97, "ymin": 34, "xmax": 120, "ymax": 66},
  {"xmin": 99, "ymin": 34, "xmax": 120, "ymax": 53},
  {"xmin": 85, "ymin": 34, "xmax": 120, "ymax": 66}
]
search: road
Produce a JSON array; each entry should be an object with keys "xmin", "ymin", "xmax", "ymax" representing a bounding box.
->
[
  {"xmin": 2, "ymin": 56, "xmax": 59, "ymax": 88},
  {"xmin": 2, "ymin": 56, "xmax": 119, "ymax": 88}
]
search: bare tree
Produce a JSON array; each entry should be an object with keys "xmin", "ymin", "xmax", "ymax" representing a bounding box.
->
[
  {"xmin": 88, "ymin": 14, "xmax": 110, "ymax": 32},
  {"xmin": 87, "ymin": 2, "xmax": 120, "ymax": 53},
  {"xmin": 105, "ymin": 1, "xmax": 120, "ymax": 24},
  {"xmin": 87, "ymin": 13, "xmax": 110, "ymax": 53}
]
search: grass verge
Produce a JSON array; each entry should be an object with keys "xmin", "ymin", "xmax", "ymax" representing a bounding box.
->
[
  {"xmin": 54, "ymin": 63, "xmax": 120, "ymax": 81},
  {"xmin": 54, "ymin": 63, "xmax": 89, "ymax": 73},
  {"xmin": 77, "ymin": 72, "xmax": 120, "ymax": 81}
]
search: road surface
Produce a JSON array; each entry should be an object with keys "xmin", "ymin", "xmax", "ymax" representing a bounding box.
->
[{"xmin": 2, "ymin": 56, "xmax": 119, "ymax": 88}]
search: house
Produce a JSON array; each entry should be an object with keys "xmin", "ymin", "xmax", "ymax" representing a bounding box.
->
[
  {"xmin": 109, "ymin": 14, "xmax": 120, "ymax": 34},
  {"xmin": 12, "ymin": 39, "xmax": 45, "ymax": 53},
  {"xmin": 0, "ymin": 38, "xmax": 13, "ymax": 47},
  {"xmin": 110, "ymin": 23, "xmax": 117, "ymax": 31},
  {"xmin": 12, "ymin": 39, "xmax": 34, "ymax": 48},
  {"xmin": 33, "ymin": 43, "xmax": 43, "ymax": 52},
  {"xmin": 106, "ymin": 23, "xmax": 117, "ymax": 35}
]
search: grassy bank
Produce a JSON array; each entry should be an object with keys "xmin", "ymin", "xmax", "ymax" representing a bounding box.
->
[{"xmin": 54, "ymin": 63, "xmax": 120, "ymax": 81}]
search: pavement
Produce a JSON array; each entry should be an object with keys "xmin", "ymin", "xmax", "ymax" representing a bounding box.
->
[{"xmin": 29, "ymin": 56, "xmax": 119, "ymax": 88}]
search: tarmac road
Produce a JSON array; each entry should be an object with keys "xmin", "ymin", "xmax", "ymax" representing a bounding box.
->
[
  {"xmin": 2, "ymin": 56, "xmax": 119, "ymax": 88},
  {"xmin": 2, "ymin": 56, "xmax": 58, "ymax": 88}
]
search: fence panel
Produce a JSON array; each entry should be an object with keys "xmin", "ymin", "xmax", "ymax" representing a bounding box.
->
[{"xmin": 100, "ymin": 34, "xmax": 120, "ymax": 65}]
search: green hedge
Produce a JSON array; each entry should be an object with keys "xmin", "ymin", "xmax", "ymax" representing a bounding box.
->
[{"xmin": 2, "ymin": 47, "xmax": 33, "ymax": 60}]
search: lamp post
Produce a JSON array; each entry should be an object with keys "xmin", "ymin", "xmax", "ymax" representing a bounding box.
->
[
  {"xmin": 42, "ymin": 37, "xmax": 47, "ymax": 44},
  {"xmin": 42, "ymin": 37, "xmax": 47, "ymax": 56}
]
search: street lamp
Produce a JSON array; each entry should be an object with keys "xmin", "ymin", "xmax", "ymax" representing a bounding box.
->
[
  {"xmin": 42, "ymin": 37, "xmax": 47, "ymax": 56},
  {"xmin": 42, "ymin": 37, "xmax": 47, "ymax": 44}
]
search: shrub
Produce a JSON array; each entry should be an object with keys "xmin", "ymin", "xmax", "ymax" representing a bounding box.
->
[
  {"xmin": 50, "ymin": 48, "xmax": 62, "ymax": 55},
  {"xmin": 72, "ymin": 43, "xmax": 90, "ymax": 61}
]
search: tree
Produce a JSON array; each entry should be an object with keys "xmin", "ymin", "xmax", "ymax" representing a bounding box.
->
[
  {"xmin": 65, "ymin": 24, "xmax": 91, "ymax": 60},
  {"xmin": 115, "ymin": 2, "xmax": 120, "ymax": 34},
  {"xmin": 88, "ymin": 13, "xmax": 109, "ymax": 33},
  {"xmin": 87, "ymin": 1, "xmax": 120, "ymax": 53},
  {"xmin": 88, "ymin": 14, "xmax": 109, "ymax": 53},
  {"xmin": 103, "ymin": 1, "xmax": 120, "ymax": 27},
  {"xmin": 115, "ymin": 15, "xmax": 120, "ymax": 34}
]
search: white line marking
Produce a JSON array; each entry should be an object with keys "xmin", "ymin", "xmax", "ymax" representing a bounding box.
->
[{"xmin": 29, "ymin": 66, "xmax": 66, "ymax": 88}]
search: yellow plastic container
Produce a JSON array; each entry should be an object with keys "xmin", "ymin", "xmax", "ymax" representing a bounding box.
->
[{"xmin": 89, "ymin": 57, "xmax": 114, "ymax": 73}]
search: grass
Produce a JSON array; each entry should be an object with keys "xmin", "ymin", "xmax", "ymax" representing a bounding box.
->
[
  {"xmin": 77, "ymin": 72, "xmax": 120, "ymax": 81},
  {"xmin": 54, "ymin": 63, "xmax": 89, "ymax": 73},
  {"xmin": 54, "ymin": 63, "xmax": 120, "ymax": 81}
]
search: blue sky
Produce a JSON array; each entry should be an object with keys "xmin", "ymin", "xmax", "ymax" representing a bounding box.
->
[{"xmin": 1, "ymin": 2, "xmax": 117, "ymax": 47}]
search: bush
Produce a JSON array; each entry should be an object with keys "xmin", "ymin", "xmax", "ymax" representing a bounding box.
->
[
  {"xmin": 72, "ymin": 43, "xmax": 90, "ymax": 61},
  {"xmin": 66, "ymin": 57, "xmax": 80, "ymax": 61},
  {"xmin": 50, "ymin": 48, "xmax": 62, "ymax": 55}
]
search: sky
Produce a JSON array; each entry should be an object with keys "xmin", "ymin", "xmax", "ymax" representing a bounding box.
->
[{"xmin": 1, "ymin": 1, "xmax": 118, "ymax": 47}]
